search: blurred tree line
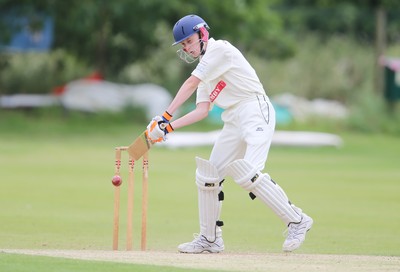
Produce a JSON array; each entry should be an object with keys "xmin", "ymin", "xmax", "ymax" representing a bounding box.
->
[
  {"xmin": 0, "ymin": 0, "xmax": 399, "ymax": 94},
  {"xmin": 278, "ymin": 0, "xmax": 399, "ymax": 40}
]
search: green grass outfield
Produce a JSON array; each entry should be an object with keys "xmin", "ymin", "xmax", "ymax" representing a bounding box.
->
[{"xmin": 0, "ymin": 114, "xmax": 399, "ymax": 271}]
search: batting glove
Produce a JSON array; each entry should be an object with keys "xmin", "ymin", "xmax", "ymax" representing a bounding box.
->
[{"xmin": 146, "ymin": 112, "xmax": 174, "ymax": 143}]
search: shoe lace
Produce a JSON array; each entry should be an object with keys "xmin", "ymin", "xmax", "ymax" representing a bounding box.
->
[
  {"xmin": 283, "ymin": 224, "xmax": 298, "ymax": 240},
  {"xmin": 191, "ymin": 233, "xmax": 207, "ymax": 244},
  {"xmin": 284, "ymin": 221, "xmax": 307, "ymax": 240}
]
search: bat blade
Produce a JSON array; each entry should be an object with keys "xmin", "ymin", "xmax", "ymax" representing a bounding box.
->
[{"xmin": 127, "ymin": 131, "xmax": 153, "ymax": 160}]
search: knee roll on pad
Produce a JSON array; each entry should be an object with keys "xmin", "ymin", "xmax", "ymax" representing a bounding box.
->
[
  {"xmin": 196, "ymin": 156, "xmax": 220, "ymax": 189},
  {"xmin": 226, "ymin": 159, "xmax": 301, "ymax": 225},
  {"xmin": 226, "ymin": 159, "xmax": 268, "ymax": 191}
]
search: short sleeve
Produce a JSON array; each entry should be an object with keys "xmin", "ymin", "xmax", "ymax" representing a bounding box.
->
[{"xmin": 196, "ymin": 82, "xmax": 210, "ymax": 104}]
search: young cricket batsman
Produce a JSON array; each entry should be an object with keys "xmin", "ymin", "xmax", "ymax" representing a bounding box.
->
[{"xmin": 146, "ymin": 14, "xmax": 313, "ymax": 253}]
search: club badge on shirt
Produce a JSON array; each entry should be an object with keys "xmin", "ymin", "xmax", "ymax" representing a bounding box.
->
[{"xmin": 210, "ymin": 80, "xmax": 227, "ymax": 102}]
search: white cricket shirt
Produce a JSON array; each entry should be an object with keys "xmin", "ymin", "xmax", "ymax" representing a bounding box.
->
[{"xmin": 192, "ymin": 38, "xmax": 266, "ymax": 109}]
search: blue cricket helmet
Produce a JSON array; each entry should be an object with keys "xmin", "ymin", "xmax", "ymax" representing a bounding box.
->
[{"xmin": 172, "ymin": 14, "xmax": 209, "ymax": 46}]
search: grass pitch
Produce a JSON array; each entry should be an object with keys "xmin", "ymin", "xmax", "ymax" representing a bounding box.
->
[{"xmin": 0, "ymin": 113, "xmax": 399, "ymax": 271}]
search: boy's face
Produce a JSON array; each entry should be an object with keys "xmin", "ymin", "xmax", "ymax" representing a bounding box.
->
[{"xmin": 180, "ymin": 33, "xmax": 202, "ymax": 59}]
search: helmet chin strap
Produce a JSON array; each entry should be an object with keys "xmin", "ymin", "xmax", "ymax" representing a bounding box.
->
[
  {"xmin": 199, "ymin": 27, "xmax": 209, "ymax": 55},
  {"xmin": 200, "ymin": 40, "xmax": 205, "ymax": 55}
]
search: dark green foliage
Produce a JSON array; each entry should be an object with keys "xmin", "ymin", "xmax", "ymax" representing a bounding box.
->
[{"xmin": 1, "ymin": 0, "xmax": 400, "ymax": 134}]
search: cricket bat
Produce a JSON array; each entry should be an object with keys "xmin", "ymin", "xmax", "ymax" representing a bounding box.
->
[
  {"xmin": 127, "ymin": 123, "xmax": 166, "ymax": 160},
  {"xmin": 127, "ymin": 130, "xmax": 153, "ymax": 161}
]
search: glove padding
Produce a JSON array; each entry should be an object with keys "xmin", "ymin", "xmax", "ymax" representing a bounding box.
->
[{"xmin": 146, "ymin": 115, "xmax": 174, "ymax": 143}]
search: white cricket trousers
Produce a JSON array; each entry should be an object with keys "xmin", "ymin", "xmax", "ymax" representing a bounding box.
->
[{"xmin": 209, "ymin": 94, "xmax": 275, "ymax": 177}]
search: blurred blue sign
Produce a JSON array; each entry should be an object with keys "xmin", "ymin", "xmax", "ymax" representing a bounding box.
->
[{"xmin": 1, "ymin": 15, "xmax": 53, "ymax": 52}]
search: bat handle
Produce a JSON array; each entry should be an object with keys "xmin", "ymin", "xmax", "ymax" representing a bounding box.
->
[{"xmin": 159, "ymin": 122, "xmax": 168, "ymax": 129}]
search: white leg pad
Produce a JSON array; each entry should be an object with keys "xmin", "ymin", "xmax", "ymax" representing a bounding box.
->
[
  {"xmin": 226, "ymin": 159, "xmax": 301, "ymax": 225},
  {"xmin": 195, "ymin": 157, "xmax": 223, "ymax": 242}
]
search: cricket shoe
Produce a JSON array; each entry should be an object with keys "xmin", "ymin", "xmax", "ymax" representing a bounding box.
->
[
  {"xmin": 282, "ymin": 213, "xmax": 313, "ymax": 252},
  {"xmin": 178, "ymin": 234, "xmax": 224, "ymax": 253}
]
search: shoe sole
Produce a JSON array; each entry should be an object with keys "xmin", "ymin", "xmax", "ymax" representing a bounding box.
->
[
  {"xmin": 179, "ymin": 249, "xmax": 224, "ymax": 254},
  {"xmin": 178, "ymin": 246, "xmax": 224, "ymax": 254}
]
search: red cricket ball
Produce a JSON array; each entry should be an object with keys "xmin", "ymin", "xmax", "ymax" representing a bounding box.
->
[{"xmin": 111, "ymin": 175, "xmax": 122, "ymax": 187}]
